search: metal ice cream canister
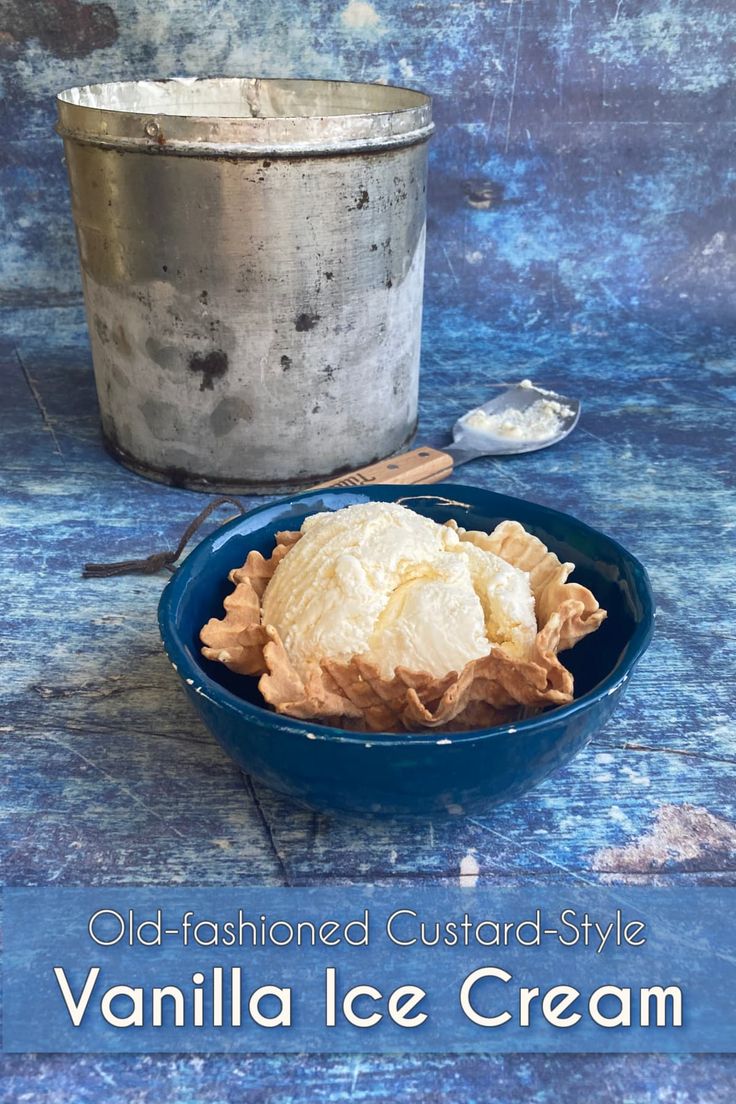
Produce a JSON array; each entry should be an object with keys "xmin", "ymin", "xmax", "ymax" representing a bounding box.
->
[{"xmin": 56, "ymin": 77, "xmax": 433, "ymax": 491}]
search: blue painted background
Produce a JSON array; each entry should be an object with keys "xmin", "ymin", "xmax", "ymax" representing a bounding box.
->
[{"xmin": 1, "ymin": 0, "xmax": 734, "ymax": 332}]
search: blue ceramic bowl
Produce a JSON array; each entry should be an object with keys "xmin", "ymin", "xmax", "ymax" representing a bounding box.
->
[{"xmin": 159, "ymin": 485, "xmax": 654, "ymax": 817}]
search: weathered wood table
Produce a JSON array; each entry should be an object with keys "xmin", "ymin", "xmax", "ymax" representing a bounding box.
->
[{"xmin": 2, "ymin": 303, "xmax": 735, "ymax": 1101}]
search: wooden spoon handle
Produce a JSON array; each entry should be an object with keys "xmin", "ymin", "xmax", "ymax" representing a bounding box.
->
[{"xmin": 310, "ymin": 446, "xmax": 454, "ymax": 490}]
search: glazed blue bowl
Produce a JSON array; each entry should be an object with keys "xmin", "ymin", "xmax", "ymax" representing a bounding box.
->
[{"xmin": 159, "ymin": 485, "xmax": 654, "ymax": 817}]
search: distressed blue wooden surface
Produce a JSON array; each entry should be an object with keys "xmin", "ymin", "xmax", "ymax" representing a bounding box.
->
[
  {"xmin": 2, "ymin": 0, "xmax": 736, "ymax": 1098},
  {"xmin": 2, "ymin": 301, "xmax": 736, "ymax": 1100},
  {"xmin": 3, "ymin": 1053, "xmax": 736, "ymax": 1104}
]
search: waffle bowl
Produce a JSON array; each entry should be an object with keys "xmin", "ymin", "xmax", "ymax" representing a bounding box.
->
[
  {"xmin": 200, "ymin": 519, "xmax": 607, "ymax": 732},
  {"xmin": 159, "ymin": 485, "xmax": 654, "ymax": 816}
]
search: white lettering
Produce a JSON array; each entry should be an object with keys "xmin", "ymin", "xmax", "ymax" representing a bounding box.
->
[
  {"xmin": 151, "ymin": 986, "xmax": 184, "ymax": 1027},
  {"xmin": 519, "ymin": 986, "xmax": 539, "ymax": 1027},
  {"xmin": 589, "ymin": 985, "xmax": 631, "ymax": 1028},
  {"xmin": 343, "ymin": 985, "xmax": 383, "ymax": 1028},
  {"xmin": 88, "ymin": 910, "xmax": 125, "ymax": 947},
  {"xmin": 640, "ymin": 986, "xmax": 682, "ymax": 1027},
  {"xmin": 542, "ymin": 986, "xmax": 581, "ymax": 1028},
  {"xmin": 53, "ymin": 966, "xmax": 99, "ymax": 1026},
  {"xmin": 460, "ymin": 967, "xmax": 512, "ymax": 1027},
  {"xmin": 386, "ymin": 909, "xmax": 417, "ymax": 946},
  {"xmin": 101, "ymin": 984, "xmax": 143, "ymax": 1028},
  {"xmin": 249, "ymin": 985, "xmax": 292, "ymax": 1027},
  {"xmin": 325, "ymin": 966, "xmax": 337, "ymax": 1027},
  {"xmin": 387, "ymin": 985, "xmax": 427, "ymax": 1028}
]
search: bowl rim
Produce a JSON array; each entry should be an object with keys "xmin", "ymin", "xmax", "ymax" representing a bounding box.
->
[{"xmin": 158, "ymin": 483, "xmax": 655, "ymax": 747}]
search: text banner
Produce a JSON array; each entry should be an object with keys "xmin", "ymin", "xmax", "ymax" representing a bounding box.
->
[{"xmin": 3, "ymin": 887, "xmax": 734, "ymax": 1053}]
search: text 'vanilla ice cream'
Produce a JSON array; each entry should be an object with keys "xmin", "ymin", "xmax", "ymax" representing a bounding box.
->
[{"xmin": 260, "ymin": 502, "xmax": 537, "ymax": 681}]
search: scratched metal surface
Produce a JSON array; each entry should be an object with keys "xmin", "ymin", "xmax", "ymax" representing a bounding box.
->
[{"xmin": 2, "ymin": 0, "xmax": 736, "ymax": 1100}]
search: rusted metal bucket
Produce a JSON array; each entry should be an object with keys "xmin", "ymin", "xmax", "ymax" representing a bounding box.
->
[{"xmin": 56, "ymin": 78, "xmax": 433, "ymax": 492}]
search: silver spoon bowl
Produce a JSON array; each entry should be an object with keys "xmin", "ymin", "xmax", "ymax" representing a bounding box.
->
[
  {"xmin": 314, "ymin": 380, "xmax": 581, "ymax": 489},
  {"xmin": 448, "ymin": 379, "xmax": 581, "ymax": 465}
]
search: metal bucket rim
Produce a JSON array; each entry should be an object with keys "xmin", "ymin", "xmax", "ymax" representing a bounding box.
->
[
  {"xmin": 57, "ymin": 75, "xmax": 432, "ymax": 118},
  {"xmin": 56, "ymin": 76, "xmax": 433, "ymax": 157}
]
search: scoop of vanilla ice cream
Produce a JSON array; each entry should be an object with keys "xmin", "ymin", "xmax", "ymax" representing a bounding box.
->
[{"xmin": 260, "ymin": 502, "xmax": 536, "ymax": 680}]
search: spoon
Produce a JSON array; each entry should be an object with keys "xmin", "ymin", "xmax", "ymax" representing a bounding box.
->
[{"xmin": 313, "ymin": 380, "xmax": 580, "ymax": 489}]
